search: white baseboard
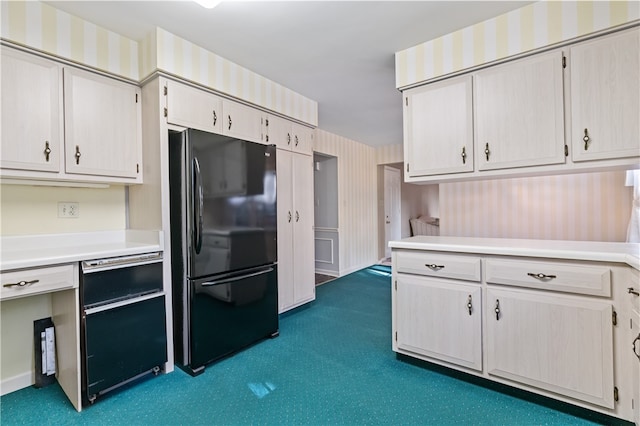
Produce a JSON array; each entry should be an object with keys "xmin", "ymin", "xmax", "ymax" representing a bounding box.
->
[
  {"xmin": 314, "ymin": 268, "xmax": 338, "ymax": 277},
  {"xmin": 1, "ymin": 371, "xmax": 33, "ymax": 396},
  {"xmin": 339, "ymin": 262, "xmax": 377, "ymax": 276}
]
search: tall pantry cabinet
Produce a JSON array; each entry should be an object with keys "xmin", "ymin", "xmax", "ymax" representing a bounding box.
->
[{"xmin": 274, "ymin": 121, "xmax": 315, "ymax": 313}]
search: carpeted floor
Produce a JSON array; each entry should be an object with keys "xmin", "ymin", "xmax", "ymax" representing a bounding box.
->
[{"xmin": 0, "ymin": 265, "xmax": 622, "ymax": 425}]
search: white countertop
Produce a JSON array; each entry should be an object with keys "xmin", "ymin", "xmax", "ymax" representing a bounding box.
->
[
  {"xmin": 0, "ymin": 230, "xmax": 164, "ymax": 271},
  {"xmin": 389, "ymin": 236, "xmax": 640, "ymax": 270}
]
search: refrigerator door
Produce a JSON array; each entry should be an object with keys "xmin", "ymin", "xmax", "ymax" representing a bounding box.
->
[{"xmin": 173, "ymin": 129, "xmax": 277, "ymax": 279}]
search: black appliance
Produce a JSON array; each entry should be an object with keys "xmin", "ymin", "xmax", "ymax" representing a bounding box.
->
[
  {"xmin": 169, "ymin": 129, "xmax": 278, "ymax": 376},
  {"xmin": 80, "ymin": 253, "xmax": 167, "ymax": 405}
]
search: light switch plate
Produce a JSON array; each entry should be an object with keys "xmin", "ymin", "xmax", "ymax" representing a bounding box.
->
[{"xmin": 58, "ymin": 202, "xmax": 79, "ymax": 218}]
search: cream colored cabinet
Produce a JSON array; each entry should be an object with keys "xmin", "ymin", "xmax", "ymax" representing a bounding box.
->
[
  {"xmin": 64, "ymin": 67, "xmax": 142, "ymax": 179},
  {"xmin": 1, "ymin": 47, "xmax": 62, "ymax": 173},
  {"xmin": 570, "ymin": 28, "xmax": 640, "ymax": 162},
  {"xmin": 486, "ymin": 287, "xmax": 614, "ymax": 408},
  {"xmin": 632, "ymin": 311, "xmax": 640, "ymax": 426},
  {"xmin": 277, "ymin": 149, "xmax": 315, "ymax": 313},
  {"xmin": 267, "ymin": 115, "xmax": 313, "ymax": 155},
  {"xmin": 404, "ymin": 75, "xmax": 473, "ymax": 177},
  {"xmin": 221, "ymin": 98, "xmax": 263, "ymax": 143},
  {"xmin": 165, "ymin": 80, "xmax": 222, "ymax": 134},
  {"xmin": 395, "ymin": 274, "xmax": 482, "ymax": 371},
  {"xmin": 474, "ymin": 50, "xmax": 566, "ymax": 171}
]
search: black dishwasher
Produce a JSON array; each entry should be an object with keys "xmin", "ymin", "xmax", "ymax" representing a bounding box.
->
[{"xmin": 80, "ymin": 253, "xmax": 167, "ymax": 406}]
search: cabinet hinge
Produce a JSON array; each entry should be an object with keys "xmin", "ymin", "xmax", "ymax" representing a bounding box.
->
[
  {"xmin": 164, "ymin": 107, "xmax": 168, "ymax": 118},
  {"xmin": 614, "ymin": 386, "xmax": 619, "ymax": 402},
  {"xmin": 164, "ymin": 86, "xmax": 167, "ymax": 96},
  {"xmin": 562, "ymin": 55, "xmax": 566, "ymax": 69},
  {"xmin": 612, "ymin": 310, "xmax": 618, "ymax": 326},
  {"xmin": 136, "ymin": 163, "xmax": 139, "ymax": 174},
  {"xmin": 564, "ymin": 144, "xmax": 568, "ymax": 157},
  {"xmin": 406, "ymin": 163, "xmax": 409, "ymax": 173},
  {"xmin": 395, "ymin": 331, "xmax": 397, "ymax": 341},
  {"xmin": 135, "ymin": 93, "xmax": 138, "ymax": 103},
  {"xmin": 394, "ymin": 280, "xmax": 397, "ymax": 291},
  {"xmin": 405, "ymin": 97, "xmax": 408, "ymax": 107}
]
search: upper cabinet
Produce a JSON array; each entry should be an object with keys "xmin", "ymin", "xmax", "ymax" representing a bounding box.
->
[
  {"xmin": 0, "ymin": 46, "xmax": 143, "ymax": 184},
  {"xmin": 569, "ymin": 28, "xmax": 639, "ymax": 162},
  {"xmin": 267, "ymin": 115, "xmax": 313, "ymax": 155},
  {"xmin": 63, "ymin": 67, "xmax": 142, "ymax": 179},
  {"xmin": 1, "ymin": 47, "xmax": 62, "ymax": 173},
  {"xmin": 474, "ymin": 50, "xmax": 566, "ymax": 171},
  {"xmin": 404, "ymin": 75, "xmax": 473, "ymax": 177},
  {"xmin": 401, "ymin": 27, "xmax": 639, "ymax": 183},
  {"xmin": 221, "ymin": 98, "xmax": 263, "ymax": 143}
]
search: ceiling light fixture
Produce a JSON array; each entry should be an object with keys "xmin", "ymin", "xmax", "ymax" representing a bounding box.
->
[{"xmin": 194, "ymin": 0, "xmax": 222, "ymax": 9}]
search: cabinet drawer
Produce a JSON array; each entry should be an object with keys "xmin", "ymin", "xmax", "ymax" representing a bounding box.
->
[
  {"xmin": 395, "ymin": 251, "xmax": 481, "ymax": 282},
  {"xmin": 1, "ymin": 264, "xmax": 77, "ymax": 301},
  {"xmin": 485, "ymin": 258, "xmax": 611, "ymax": 297}
]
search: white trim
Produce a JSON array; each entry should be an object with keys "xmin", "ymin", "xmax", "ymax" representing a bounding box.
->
[
  {"xmin": 0, "ymin": 371, "xmax": 34, "ymax": 396},
  {"xmin": 314, "ymin": 237, "xmax": 334, "ymax": 264}
]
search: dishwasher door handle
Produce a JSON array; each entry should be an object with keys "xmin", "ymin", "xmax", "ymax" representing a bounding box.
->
[{"xmin": 201, "ymin": 267, "xmax": 274, "ymax": 287}]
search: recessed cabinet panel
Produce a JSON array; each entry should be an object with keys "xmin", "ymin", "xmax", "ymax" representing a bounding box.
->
[
  {"xmin": 166, "ymin": 80, "xmax": 222, "ymax": 134},
  {"xmin": 404, "ymin": 75, "xmax": 474, "ymax": 176},
  {"xmin": 570, "ymin": 28, "xmax": 640, "ymax": 162},
  {"xmin": 486, "ymin": 287, "xmax": 614, "ymax": 408},
  {"xmin": 222, "ymin": 99, "xmax": 263, "ymax": 143},
  {"xmin": 474, "ymin": 50, "xmax": 565, "ymax": 171},
  {"xmin": 1, "ymin": 47, "xmax": 62, "ymax": 173},
  {"xmin": 395, "ymin": 250, "xmax": 481, "ymax": 282},
  {"xmin": 396, "ymin": 275, "xmax": 482, "ymax": 371},
  {"xmin": 64, "ymin": 67, "xmax": 141, "ymax": 179}
]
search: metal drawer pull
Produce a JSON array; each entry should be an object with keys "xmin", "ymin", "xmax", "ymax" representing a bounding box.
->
[
  {"xmin": 213, "ymin": 110, "xmax": 217, "ymax": 126},
  {"xmin": 527, "ymin": 272, "xmax": 557, "ymax": 280},
  {"xmin": 75, "ymin": 145, "xmax": 82, "ymax": 164},
  {"xmin": 495, "ymin": 299, "xmax": 501, "ymax": 320},
  {"xmin": 461, "ymin": 146, "xmax": 467, "ymax": 164},
  {"xmin": 44, "ymin": 141, "xmax": 51, "ymax": 162},
  {"xmin": 467, "ymin": 295, "xmax": 473, "ymax": 315},
  {"xmin": 425, "ymin": 264, "xmax": 444, "ymax": 270},
  {"xmin": 3, "ymin": 279, "xmax": 39, "ymax": 288},
  {"xmin": 484, "ymin": 143, "xmax": 490, "ymax": 161},
  {"xmin": 633, "ymin": 333, "xmax": 640, "ymax": 361},
  {"xmin": 628, "ymin": 287, "xmax": 640, "ymax": 296},
  {"xmin": 583, "ymin": 128, "xmax": 590, "ymax": 150}
]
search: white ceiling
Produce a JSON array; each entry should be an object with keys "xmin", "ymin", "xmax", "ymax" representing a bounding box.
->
[{"xmin": 45, "ymin": 1, "xmax": 532, "ymax": 147}]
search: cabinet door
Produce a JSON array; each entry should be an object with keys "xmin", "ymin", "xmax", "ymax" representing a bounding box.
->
[
  {"xmin": 1, "ymin": 47, "xmax": 62, "ymax": 172},
  {"xmin": 395, "ymin": 275, "xmax": 482, "ymax": 371},
  {"xmin": 486, "ymin": 287, "xmax": 614, "ymax": 408},
  {"xmin": 268, "ymin": 115, "xmax": 293, "ymax": 150},
  {"xmin": 570, "ymin": 28, "xmax": 640, "ymax": 162},
  {"xmin": 276, "ymin": 149, "xmax": 295, "ymax": 312},
  {"xmin": 291, "ymin": 123, "xmax": 313, "ymax": 155},
  {"xmin": 404, "ymin": 75, "xmax": 473, "ymax": 177},
  {"xmin": 222, "ymin": 99, "xmax": 263, "ymax": 143},
  {"xmin": 64, "ymin": 67, "xmax": 141, "ymax": 179},
  {"xmin": 475, "ymin": 51, "xmax": 565, "ymax": 171},
  {"xmin": 166, "ymin": 80, "xmax": 222, "ymax": 134},
  {"xmin": 291, "ymin": 152, "xmax": 315, "ymax": 306},
  {"xmin": 633, "ymin": 312, "xmax": 640, "ymax": 426}
]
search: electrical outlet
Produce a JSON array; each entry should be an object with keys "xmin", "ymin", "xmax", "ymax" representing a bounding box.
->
[{"xmin": 58, "ymin": 202, "xmax": 79, "ymax": 218}]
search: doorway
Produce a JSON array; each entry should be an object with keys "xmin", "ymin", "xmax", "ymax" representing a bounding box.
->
[
  {"xmin": 313, "ymin": 153, "xmax": 339, "ymax": 282},
  {"xmin": 382, "ymin": 165, "xmax": 401, "ymax": 262}
]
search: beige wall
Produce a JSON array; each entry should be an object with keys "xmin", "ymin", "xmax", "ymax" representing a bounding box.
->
[
  {"xmin": 0, "ymin": 184, "xmax": 126, "ymax": 236},
  {"xmin": 439, "ymin": 170, "xmax": 633, "ymax": 242},
  {"xmin": 314, "ymin": 129, "xmax": 378, "ymax": 275}
]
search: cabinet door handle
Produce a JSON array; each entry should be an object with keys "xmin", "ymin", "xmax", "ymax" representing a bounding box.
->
[
  {"xmin": 75, "ymin": 145, "xmax": 82, "ymax": 164},
  {"xmin": 628, "ymin": 287, "xmax": 640, "ymax": 296},
  {"xmin": 295, "ymin": 135, "xmax": 299, "ymax": 147},
  {"xmin": 461, "ymin": 146, "xmax": 467, "ymax": 164},
  {"xmin": 425, "ymin": 264, "xmax": 444, "ymax": 270},
  {"xmin": 288, "ymin": 211, "xmax": 292, "ymax": 223},
  {"xmin": 495, "ymin": 299, "xmax": 501, "ymax": 320},
  {"xmin": 467, "ymin": 295, "xmax": 473, "ymax": 315},
  {"xmin": 287, "ymin": 133, "xmax": 291, "ymax": 146},
  {"xmin": 484, "ymin": 143, "xmax": 490, "ymax": 161},
  {"xmin": 633, "ymin": 333, "xmax": 640, "ymax": 361},
  {"xmin": 228, "ymin": 115, "xmax": 232, "ymax": 130},
  {"xmin": 583, "ymin": 128, "xmax": 590, "ymax": 150},
  {"xmin": 44, "ymin": 141, "xmax": 51, "ymax": 162},
  {"xmin": 3, "ymin": 279, "xmax": 39, "ymax": 288},
  {"xmin": 213, "ymin": 110, "xmax": 217, "ymax": 126},
  {"xmin": 527, "ymin": 272, "xmax": 557, "ymax": 280},
  {"xmin": 295, "ymin": 211, "xmax": 300, "ymax": 222}
]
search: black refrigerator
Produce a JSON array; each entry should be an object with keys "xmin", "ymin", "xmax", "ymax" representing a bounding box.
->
[{"xmin": 169, "ymin": 128, "xmax": 278, "ymax": 376}]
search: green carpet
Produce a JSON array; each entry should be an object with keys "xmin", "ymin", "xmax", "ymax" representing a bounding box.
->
[{"xmin": 0, "ymin": 266, "xmax": 623, "ymax": 425}]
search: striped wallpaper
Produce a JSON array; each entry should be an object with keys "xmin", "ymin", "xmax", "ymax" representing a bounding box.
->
[
  {"xmin": 396, "ymin": 0, "xmax": 640, "ymax": 88},
  {"xmin": 1, "ymin": 1, "xmax": 318, "ymax": 126},
  {"xmin": 314, "ymin": 129, "xmax": 378, "ymax": 274},
  {"xmin": 376, "ymin": 144, "xmax": 403, "ymax": 165},
  {"xmin": 439, "ymin": 171, "xmax": 633, "ymax": 242}
]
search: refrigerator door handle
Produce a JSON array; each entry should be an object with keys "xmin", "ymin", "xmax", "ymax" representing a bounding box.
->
[
  {"xmin": 201, "ymin": 267, "xmax": 275, "ymax": 287},
  {"xmin": 193, "ymin": 157, "xmax": 203, "ymax": 254}
]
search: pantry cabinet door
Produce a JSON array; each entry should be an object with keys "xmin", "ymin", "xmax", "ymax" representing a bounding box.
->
[
  {"xmin": 1, "ymin": 47, "xmax": 62, "ymax": 173},
  {"xmin": 64, "ymin": 67, "xmax": 141, "ymax": 179},
  {"xmin": 475, "ymin": 50, "xmax": 565, "ymax": 171},
  {"xmin": 570, "ymin": 28, "xmax": 640, "ymax": 162}
]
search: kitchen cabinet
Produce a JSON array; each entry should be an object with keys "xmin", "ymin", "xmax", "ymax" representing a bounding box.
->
[
  {"xmin": 221, "ymin": 98, "xmax": 263, "ymax": 143},
  {"xmin": 64, "ymin": 67, "xmax": 142, "ymax": 179},
  {"xmin": 0, "ymin": 46, "xmax": 142, "ymax": 184},
  {"xmin": 569, "ymin": 28, "xmax": 640, "ymax": 162},
  {"xmin": 277, "ymin": 149, "xmax": 315, "ymax": 313},
  {"xmin": 486, "ymin": 287, "xmax": 614, "ymax": 408},
  {"xmin": 632, "ymin": 311, "xmax": 640, "ymax": 426},
  {"xmin": 404, "ymin": 75, "xmax": 473, "ymax": 177},
  {"xmin": 1, "ymin": 47, "xmax": 62, "ymax": 173},
  {"xmin": 267, "ymin": 115, "xmax": 313, "ymax": 155},
  {"xmin": 474, "ymin": 50, "xmax": 565, "ymax": 171}
]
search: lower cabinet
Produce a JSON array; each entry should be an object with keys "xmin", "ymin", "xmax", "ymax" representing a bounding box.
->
[
  {"xmin": 395, "ymin": 275, "xmax": 482, "ymax": 371},
  {"xmin": 486, "ymin": 287, "xmax": 614, "ymax": 408}
]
